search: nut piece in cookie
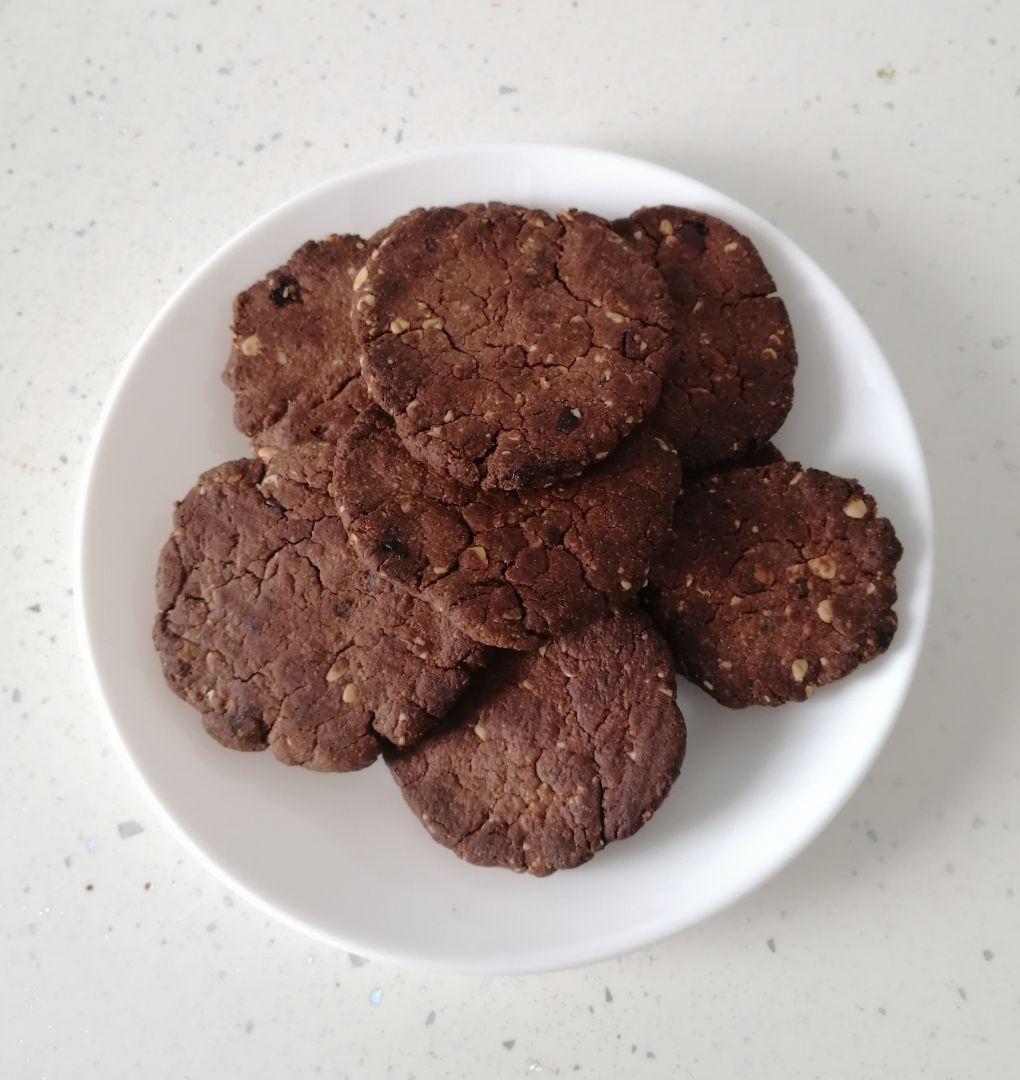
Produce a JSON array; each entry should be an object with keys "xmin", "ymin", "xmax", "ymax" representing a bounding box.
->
[
  {"xmin": 332, "ymin": 405, "xmax": 682, "ymax": 650},
  {"xmin": 645, "ymin": 461, "xmax": 902, "ymax": 707},
  {"xmin": 223, "ymin": 234, "xmax": 368, "ymax": 445},
  {"xmin": 616, "ymin": 207, "xmax": 797, "ymax": 470},
  {"xmin": 153, "ymin": 450, "xmax": 489, "ymax": 771},
  {"xmin": 387, "ymin": 610, "xmax": 686, "ymax": 875},
  {"xmin": 353, "ymin": 203, "xmax": 676, "ymax": 490}
]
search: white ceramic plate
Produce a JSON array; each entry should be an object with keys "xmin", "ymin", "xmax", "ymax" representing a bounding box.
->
[{"xmin": 76, "ymin": 144, "xmax": 933, "ymax": 975}]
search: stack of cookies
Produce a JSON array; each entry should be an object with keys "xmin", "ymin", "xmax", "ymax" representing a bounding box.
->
[{"xmin": 154, "ymin": 202, "xmax": 902, "ymax": 876}]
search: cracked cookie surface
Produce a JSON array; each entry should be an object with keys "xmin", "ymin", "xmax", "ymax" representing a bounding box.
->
[
  {"xmin": 333, "ymin": 405, "xmax": 683, "ymax": 650},
  {"xmin": 153, "ymin": 450, "xmax": 489, "ymax": 771},
  {"xmin": 254, "ymin": 376, "xmax": 371, "ymax": 454},
  {"xmin": 352, "ymin": 203, "xmax": 674, "ymax": 490},
  {"xmin": 616, "ymin": 207, "xmax": 797, "ymax": 470},
  {"xmin": 223, "ymin": 233, "xmax": 368, "ymax": 445},
  {"xmin": 387, "ymin": 609, "xmax": 686, "ymax": 875},
  {"xmin": 645, "ymin": 462, "xmax": 901, "ymax": 707}
]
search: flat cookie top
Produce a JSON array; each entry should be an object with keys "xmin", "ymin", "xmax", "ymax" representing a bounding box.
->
[
  {"xmin": 646, "ymin": 462, "xmax": 902, "ymax": 707},
  {"xmin": 617, "ymin": 207, "xmax": 797, "ymax": 470},
  {"xmin": 353, "ymin": 203, "xmax": 674, "ymax": 490},
  {"xmin": 153, "ymin": 449, "xmax": 488, "ymax": 771},
  {"xmin": 223, "ymin": 234, "xmax": 367, "ymax": 444},
  {"xmin": 388, "ymin": 610, "xmax": 686, "ymax": 875},
  {"xmin": 333, "ymin": 405, "xmax": 683, "ymax": 650}
]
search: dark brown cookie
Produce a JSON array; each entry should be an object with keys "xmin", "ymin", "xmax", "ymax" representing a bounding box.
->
[
  {"xmin": 153, "ymin": 448, "xmax": 489, "ymax": 771},
  {"xmin": 645, "ymin": 462, "xmax": 902, "ymax": 707},
  {"xmin": 333, "ymin": 405, "xmax": 682, "ymax": 650},
  {"xmin": 352, "ymin": 203, "xmax": 675, "ymax": 490},
  {"xmin": 387, "ymin": 610, "xmax": 686, "ymax": 875},
  {"xmin": 615, "ymin": 207, "xmax": 797, "ymax": 470},
  {"xmin": 223, "ymin": 234, "xmax": 367, "ymax": 444}
]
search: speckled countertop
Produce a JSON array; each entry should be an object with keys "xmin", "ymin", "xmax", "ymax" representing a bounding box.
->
[{"xmin": 3, "ymin": 0, "xmax": 1019, "ymax": 1076}]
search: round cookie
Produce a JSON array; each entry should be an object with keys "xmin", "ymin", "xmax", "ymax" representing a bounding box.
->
[
  {"xmin": 645, "ymin": 462, "xmax": 902, "ymax": 707},
  {"xmin": 616, "ymin": 207, "xmax": 797, "ymax": 470},
  {"xmin": 387, "ymin": 610, "xmax": 686, "ymax": 876},
  {"xmin": 153, "ymin": 447, "xmax": 489, "ymax": 771},
  {"xmin": 223, "ymin": 233, "xmax": 367, "ymax": 444},
  {"xmin": 332, "ymin": 405, "xmax": 683, "ymax": 650},
  {"xmin": 352, "ymin": 203, "xmax": 675, "ymax": 490}
]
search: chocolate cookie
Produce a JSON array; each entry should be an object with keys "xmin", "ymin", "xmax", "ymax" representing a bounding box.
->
[
  {"xmin": 616, "ymin": 207, "xmax": 797, "ymax": 470},
  {"xmin": 333, "ymin": 405, "xmax": 682, "ymax": 650},
  {"xmin": 223, "ymin": 234, "xmax": 367, "ymax": 444},
  {"xmin": 153, "ymin": 448, "xmax": 489, "ymax": 771},
  {"xmin": 645, "ymin": 462, "xmax": 902, "ymax": 707},
  {"xmin": 352, "ymin": 203, "xmax": 675, "ymax": 490},
  {"xmin": 387, "ymin": 610, "xmax": 686, "ymax": 875}
]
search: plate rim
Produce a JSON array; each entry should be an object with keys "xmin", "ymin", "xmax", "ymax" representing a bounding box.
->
[{"xmin": 73, "ymin": 141, "xmax": 934, "ymax": 974}]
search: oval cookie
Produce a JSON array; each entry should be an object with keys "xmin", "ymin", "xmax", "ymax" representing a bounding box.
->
[
  {"xmin": 353, "ymin": 203, "xmax": 675, "ymax": 490},
  {"xmin": 645, "ymin": 462, "xmax": 902, "ymax": 706},
  {"xmin": 617, "ymin": 207, "xmax": 797, "ymax": 470},
  {"xmin": 387, "ymin": 610, "xmax": 686, "ymax": 875},
  {"xmin": 153, "ymin": 448, "xmax": 489, "ymax": 771}
]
